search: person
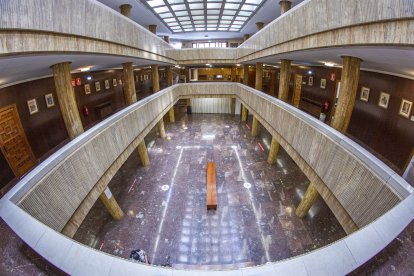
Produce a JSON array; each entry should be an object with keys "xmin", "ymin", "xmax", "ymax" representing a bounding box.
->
[{"xmin": 129, "ymin": 249, "xmax": 150, "ymax": 264}]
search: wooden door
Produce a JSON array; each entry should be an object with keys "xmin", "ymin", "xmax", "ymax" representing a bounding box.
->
[{"xmin": 0, "ymin": 105, "xmax": 36, "ymax": 178}]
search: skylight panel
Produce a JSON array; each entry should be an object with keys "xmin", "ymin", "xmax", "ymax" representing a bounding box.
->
[
  {"xmin": 207, "ymin": 3, "xmax": 222, "ymax": 9},
  {"xmin": 174, "ymin": 11, "xmax": 188, "ymax": 16},
  {"xmin": 207, "ymin": 9, "xmax": 220, "ymax": 14},
  {"xmin": 207, "ymin": 28, "xmax": 216, "ymax": 31},
  {"xmin": 172, "ymin": 4, "xmax": 187, "ymax": 10},
  {"xmin": 159, "ymin": 12, "xmax": 173, "ymax": 18},
  {"xmin": 218, "ymin": 27, "xmax": 228, "ymax": 30},
  {"xmin": 220, "ymin": 20, "xmax": 232, "ymax": 24},
  {"xmin": 235, "ymin": 16, "xmax": 248, "ymax": 21},
  {"xmin": 189, "ymin": 3, "xmax": 203, "ymax": 9},
  {"xmin": 147, "ymin": 0, "xmax": 165, "ymax": 7},
  {"xmin": 196, "ymin": 27, "xmax": 205, "ymax": 31},
  {"xmin": 167, "ymin": 0, "xmax": 184, "ymax": 3},
  {"xmin": 207, "ymin": 15, "xmax": 219, "ymax": 20},
  {"xmin": 222, "ymin": 10, "xmax": 237, "ymax": 15},
  {"xmin": 177, "ymin": 16, "xmax": 191, "ymax": 21},
  {"xmin": 221, "ymin": 15, "xmax": 234, "ymax": 20},
  {"xmin": 238, "ymin": 11, "xmax": 252, "ymax": 16},
  {"xmin": 245, "ymin": 0, "xmax": 262, "ymax": 4},
  {"xmin": 154, "ymin": 6, "xmax": 170, "ymax": 13},
  {"xmin": 191, "ymin": 10, "xmax": 204, "ymax": 15},
  {"xmin": 192, "ymin": 15, "xmax": 204, "ymax": 20},
  {"xmin": 226, "ymin": 0, "xmax": 242, "ymax": 2},
  {"xmin": 224, "ymin": 3, "xmax": 240, "ymax": 9},
  {"xmin": 241, "ymin": 4, "xmax": 257, "ymax": 11},
  {"xmin": 193, "ymin": 20, "xmax": 205, "ymax": 24},
  {"xmin": 164, "ymin": 18, "xmax": 176, "ymax": 22}
]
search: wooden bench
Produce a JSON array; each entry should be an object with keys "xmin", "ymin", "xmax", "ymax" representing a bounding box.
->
[{"xmin": 206, "ymin": 162, "xmax": 217, "ymax": 210}]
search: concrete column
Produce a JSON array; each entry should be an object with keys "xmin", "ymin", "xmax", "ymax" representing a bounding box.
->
[
  {"xmin": 158, "ymin": 118, "xmax": 166, "ymax": 138},
  {"xmin": 52, "ymin": 62, "xmax": 84, "ymax": 140},
  {"xmin": 99, "ymin": 187, "xmax": 124, "ymax": 220},
  {"xmin": 255, "ymin": 62, "xmax": 263, "ymax": 91},
  {"xmin": 251, "ymin": 116, "xmax": 259, "ymax": 137},
  {"xmin": 269, "ymin": 70, "xmax": 276, "ymax": 96},
  {"xmin": 137, "ymin": 141, "xmax": 150, "ymax": 166},
  {"xmin": 243, "ymin": 34, "xmax": 250, "ymax": 41},
  {"xmin": 295, "ymin": 182, "xmax": 319, "ymax": 218},
  {"xmin": 256, "ymin": 22, "xmax": 264, "ymax": 31},
  {"xmin": 267, "ymin": 137, "xmax": 280, "ymax": 164},
  {"xmin": 166, "ymin": 66, "xmax": 173, "ymax": 86},
  {"xmin": 169, "ymin": 107, "xmax": 175, "ymax": 123},
  {"xmin": 151, "ymin": 65, "xmax": 160, "ymax": 93},
  {"xmin": 149, "ymin": 24, "xmax": 157, "ymax": 34},
  {"xmin": 278, "ymin": 59, "xmax": 291, "ymax": 102},
  {"xmin": 122, "ymin": 62, "xmax": 137, "ymax": 105},
  {"xmin": 243, "ymin": 64, "xmax": 249, "ymax": 85},
  {"xmin": 231, "ymin": 98, "xmax": 236, "ymax": 114},
  {"xmin": 164, "ymin": 36, "xmax": 170, "ymax": 43},
  {"xmin": 241, "ymin": 105, "xmax": 248, "ymax": 122},
  {"xmin": 119, "ymin": 4, "xmax": 132, "ymax": 17},
  {"xmin": 279, "ymin": 0, "xmax": 292, "ymax": 14},
  {"xmin": 331, "ymin": 56, "xmax": 362, "ymax": 133}
]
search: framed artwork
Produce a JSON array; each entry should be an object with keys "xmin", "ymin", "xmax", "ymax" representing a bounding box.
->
[
  {"xmin": 360, "ymin": 86, "xmax": 370, "ymax": 102},
  {"xmin": 320, "ymin": 78, "xmax": 326, "ymax": 89},
  {"xmin": 140, "ymin": 75, "xmax": 144, "ymax": 81},
  {"xmin": 378, "ymin": 92, "xmax": 390, "ymax": 109},
  {"xmin": 84, "ymin": 84, "xmax": 91, "ymax": 95},
  {"xmin": 27, "ymin": 99, "xmax": 39, "ymax": 115},
  {"xmin": 308, "ymin": 76, "xmax": 313, "ymax": 86},
  {"xmin": 119, "ymin": 79, "xmax": 123, "ymax": 85},
  {"xmin": 113, "ymin": 78, "xmax": 117, "ymax": 87},
  {"xmin": 399, "ymin": 99, "xmax": 412, "ymax": 118},
  {"xmin": 95, "ymin": 81, "xmax": 101, "ymax": 92},
  {"xmin": 105, "ymin": 79, "xmax": 110, "ymax": 90},
  {"xmin": 45, "ymin": 93, "xmax": 55, "ymax": 108}
]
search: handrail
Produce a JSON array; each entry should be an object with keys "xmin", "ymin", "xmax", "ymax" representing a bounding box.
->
[{"xmin": 0, "ymin": 83, "xmax": 412, "ymax": 275}]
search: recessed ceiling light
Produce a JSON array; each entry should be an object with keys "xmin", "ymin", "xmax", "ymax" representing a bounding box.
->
[
  {"xmin": 324, "ymin": 62, "xmax": 335, "ymax": 67},
  {"xmin": 79, "ymin": 66, "xmax": 92, "ymax": 72}
]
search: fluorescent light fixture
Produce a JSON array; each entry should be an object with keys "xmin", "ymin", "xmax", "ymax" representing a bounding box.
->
[
  {"xmin": 324, "ymin": 62, "xmax": 335, "ymax": 67},
  {"xmin": 79, "ymin": 66, "xmax": 92, "ymax": 72}
]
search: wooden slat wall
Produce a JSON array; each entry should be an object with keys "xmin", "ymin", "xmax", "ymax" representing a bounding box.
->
[{"xmin": 14, "ymin": 83, "xmax": 404, "ymax": 231}]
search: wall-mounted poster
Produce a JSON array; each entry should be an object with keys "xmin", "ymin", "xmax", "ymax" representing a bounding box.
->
[
  {"xmin": 45, "ymin": 93, "xmax": 55, "ymax": 108},
  {"xmin": 320, "ymin": 78, "xmax": 326, "ymax": 89},
  {"xmin": 308, "ymin": 76, "xmax": 313, "ymax": 86},
  {"xmin": 84, "ymin": 84, "xmax": 91, "ymax": 95},
  {"xmin": 76, "ymin": 78, "xmax": 82, "ymax": 86},
  {"xmin": 95, "ymin": 81, "xmax": 101, "ymax": 92},
  {"xmin": 378, "ymin": 91, "xmax": 390, "ymax": 109},
  {"xmin": 105, "ymin": 79, "xmax": 110, "ymax": 90},
  {"xmin": 360, "ymin": 87, "xmax": 370, "ymax": 102},
  {"xmin": 113, "ymin": 78, "xmax": 117, "ymax": 87},
  {"xmin": 27, "ymin": 99, "xmax": 39, "ymax": 115},
  {"xmin": 399, "ymin": 99, "xmax": 412, "ymax": 118}
]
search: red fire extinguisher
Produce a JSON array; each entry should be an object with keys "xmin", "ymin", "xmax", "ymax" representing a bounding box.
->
[
  {"xmin": 323, "ymin": 100, "xmax": 329, "ymax": 112},
  {"xmin": 82, "ymin": 105, "xmax": 89, "ymax": 116}
]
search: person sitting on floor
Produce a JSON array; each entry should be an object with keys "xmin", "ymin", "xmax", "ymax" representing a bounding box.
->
[{"xmin": 129, "ymin": 249, "xmax": 150, "ymax": 264}]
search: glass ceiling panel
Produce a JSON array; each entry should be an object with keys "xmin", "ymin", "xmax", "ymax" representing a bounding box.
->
[{"xmin": 143, "ymin": 0, "xmax": 264, "ymax": 33}]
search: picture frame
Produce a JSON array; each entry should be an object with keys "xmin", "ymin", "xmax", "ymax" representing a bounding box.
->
[
  {"xmin": 113, "ymin": 78, "xmax": 117, "ymax": 87},
  {"xmin": 399, "ymin": 99, "xmax": 412, "ymax": 118},
  {"xmin": 119, "ymin": 79, "xmax": 123, "ymax": 85},
  {"xmin": 105, "ymin": 79, "xmax": 110, "ymax": 90},
  {"xmin": 308, "ymin": 76, "xmax": 313, "ymax": 86},
  {"xmin": 378, "ymin": 91, "xmax": 390, "ymax": 109},
  {"xmin": 45, "ymin": 93, "xmax": 55, "ymax": 108},
  {"xmin": 84, "ymin": 84, "xmax": 91, "ymax": 95},
  {"xmin": 27, "ymin": 99, "xmax": 39, "ymax": 115},
  {"xmin": 320, "ymin": 78, "xmax": 326, "ymax": 89},
  {"xmin": 95, "ymin": 81, "xmax": 101, "ymax": 92},
  {"xmin": 360, "ymin": 86, "xmax": 370, "ymax": 102}
]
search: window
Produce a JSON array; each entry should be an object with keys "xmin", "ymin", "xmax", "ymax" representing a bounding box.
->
[{"xmin": 192, "ymin": 41, "xmax": 228, "ymax": 48}]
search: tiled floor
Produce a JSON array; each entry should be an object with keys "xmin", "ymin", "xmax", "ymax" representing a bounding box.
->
[{"xmin": 73, "ymin": 110, "xmax": 346, "ymax": 268}]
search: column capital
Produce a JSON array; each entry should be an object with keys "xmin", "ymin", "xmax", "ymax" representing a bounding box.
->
[
  {"xmin": 149, "ymin": 24, "xmax": 157, "ymax": 34},
  {"xmin": 255, "ymin": 22, "xmax": 264, "ymax": 31},
  {"xmin": 119, "ymin": 4, "xmax": 132, "ymax": 17}
]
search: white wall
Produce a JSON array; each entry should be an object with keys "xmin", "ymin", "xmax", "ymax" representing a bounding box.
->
[{"xmin": 191, "ymin": 98, "xmax": 231, "ymax": 114}]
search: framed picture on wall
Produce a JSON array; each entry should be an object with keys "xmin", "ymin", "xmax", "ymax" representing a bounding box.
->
[
  {"xmin": 95, "ymin": 81, "xmax": 101, "ymax": 92},
  {"xmin": 308, "ymin": 76, "xmax": 313, "ymax": 86},
  {"xmin": 378, "ymin": 92, "xmax": 390, "ymax": 109},
  {"xmin": 27, "ymin": 99, "xmax": 39, "ymax": 115},
  {"xmin": 320, "ymin": 78, "xmax": 326, "ymax": 89},
  {"xmin": 399, "ymin": 99, "xmax": 412, "ymax": 118},
  {"xmin": 113, "ymin": 78, "xmax": 117, "ymax": 87},
  {"xmin": 84, "ymin": 84, "xmax": 91, "ymax": 95},
  {"xmin": 105, "ymin": 80, "xmax": 110, "ymax": 90},
  {"xmin": 44, "ymin": 93, "xmax": 55, "ymax": 108},
  {"xmin": 360, "ymin": 86, "xmax": 370, "ymax": 102},
  {"xmin": 140, "ymin": 75, "xmax": 144, "ymax": 81}
]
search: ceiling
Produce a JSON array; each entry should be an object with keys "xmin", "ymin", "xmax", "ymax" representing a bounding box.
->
[
  {"xmin": 97, "ymin": 0, "xmax": 304, "ymax": 41},
  {"xmin": 0, "ymin": 46, "xmax": 412, "ymax": 88}
]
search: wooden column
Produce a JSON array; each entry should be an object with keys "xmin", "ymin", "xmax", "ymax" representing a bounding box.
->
[
  {"xmin": 251, "ymin": 116, "xmax": 259, "ymax": 137},
  {"xmin": 267, "ymin": 137, "xmax": 280, "ymax": 164},
  {"xmin": 119, "ymin": 4, "xmax": 132, "ymax": 17},
  {"xmin": 243, "ymin": 34, "xmax": 250, "ymax": 41},
  {"xmin": 241, "ymin": 105, "xmax": 248, "ymax": 122},
  {"xmin": 292, "ymin": 74, "xmax": 303, "ymax": 108},
  {"xmin": 169, "ymin": 107, "xmax": 175, "ymax": 123},
  {"xmin": 158, "ymin": 118, "xmax": 166, "ymax": 138},
  {"xmin": 231, "ymin": 98, "xmax": 236, "ymax": 114},
  {"xmin": 166, "ymin": 66, "xmax": 173, "ymax": 86},
  {"xmin": 122, "ymin": 62, "xmax": 137, "ymax": 105},
  {"xmin": 295, "ymin": 182, "xmax": 319, "ymax": 218},
  {"xmin": 278, "ymin": 59, "xmax": 291, "ymax": 102},
  {"xmin": 255, "ymin": 62, "xmax": 263, "ymax": 91},
  {"xmin": 331, "ymin": 56, "xmax": 362, "ymax": 133},
  {"xmin": 149, "ymin": 24, "xmax": 157, "ymax": 34},
  {"xmin": 138, "ymin": 141, "xmax": 150, "ymax": 166},
  {"xmin": 151, "ymin": 65, "xmax": 160, "ymax": 93},
  {"xmin": 279, "ymin": 0, "xmax": 292, "ymax": 14},
  {"xmin": 243, "ymin": 64, "xmax": 249, "ymax": 85},
  {"xmin": 256, "ymin": 22, "xmax": 264, "ymax": 31},
  {"xmin": 52, "ymin": 62, "xmax": 84, "ymax": 139},
  {"xmin": 99, "ymin": 187, "xmax": 124, "ymax": 220},
  {"xmin": 269, "ymin": 70, "xmax": 276, "ymax": 97},
  {"xmin": 164, "ymin": 36, "xmax": 170, "ymax": 43}
]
